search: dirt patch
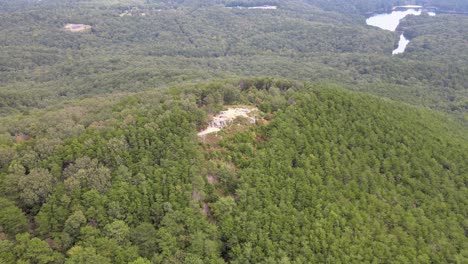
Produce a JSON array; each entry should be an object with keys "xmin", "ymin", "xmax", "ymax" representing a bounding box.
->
[
  {"xmin": 228, "ymin": 5, "xmax": 278, "ymax": 10},
  {"xmin": 119, "ymin": 7, "xmax": 147, "ymax": 17},
  {"xmin": 191, "ymin": 189, "xmax": 201, "ymax": 201},
  {"xmin": 202, "ymin": 202, "xmax": 213, "ymax": 218},
  {"xmin": 198, "ymin": 107, "xmax": 258, "ymax": 137},
  {"xmin": 15, "ymin": 133, "xmax": 31, "ymax": 143},
  {"xmin": 64, "ymin": 24, "xmax": 92, "ymax": 32},
  {"xmin": 247, "ymin": 5, "xmax": 277, "ymax": 9},
  {"xmin": 207, "ymin": 174, "xmax": 219, "ymax": 184}
]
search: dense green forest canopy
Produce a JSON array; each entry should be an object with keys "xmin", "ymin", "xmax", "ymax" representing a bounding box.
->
[
  {"xmin": 0, "ymin": 78, "xmax": 467, "ymax": 263},
  {"xmin": 0, "ymin": 0, "xmax": 466, "ymax": 117},
  {"xmin": 0, "ymin": 0, "xmax": 467, "ymax": 262}
]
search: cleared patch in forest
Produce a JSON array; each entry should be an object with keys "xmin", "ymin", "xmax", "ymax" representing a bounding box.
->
[
  {"xmin": 198, "ymin": 107, "xmax": 258, "ymax": 137},
  {"xmin": 64, "ymin": 24, "xmax": 91, "ymax": 32},
  {"xmin": 227, "ymin": 5, "xmax": 278, "ymax": 10}
]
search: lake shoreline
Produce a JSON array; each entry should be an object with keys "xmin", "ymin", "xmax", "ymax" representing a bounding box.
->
[{"xmin": 366, "ymin": 7, "xmax": 435, "ymax": 55}]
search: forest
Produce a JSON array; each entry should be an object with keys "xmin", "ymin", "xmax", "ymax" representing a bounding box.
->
[
  {"xmin": 0, "ymin": 78, "xmax": 467, "ymax": 263},
  {"xmin": 0, "ymin": 0, "xmax": 466, "ymax": 117},
  {"xmin": 0, "ymin": 0, "xmax": 467, "ymax": 263}
]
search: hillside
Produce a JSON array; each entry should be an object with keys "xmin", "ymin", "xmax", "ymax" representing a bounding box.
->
[
  {"xmin": 0, "ymin": 0, "xmax": 467, "ymax": 262},
  {"xmin": 0, "ymin": 79, "xmax": 466, "ymax": 263},
  {"xmin": 0, "ymin": 0, "xmax": 466, "ymax": 117}
]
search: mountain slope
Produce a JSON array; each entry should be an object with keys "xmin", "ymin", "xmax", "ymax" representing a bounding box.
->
[
  {"xmin": 213, "ymin": 85, "xmax": 468, "ymax": 263},
  {"xmin": 0, "ymin": 79, "xmax": 466, "ymax": 263}
]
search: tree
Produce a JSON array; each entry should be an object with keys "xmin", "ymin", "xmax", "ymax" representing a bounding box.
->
[
  {"xmin": 0, "ymin": 147, "xmax": 15, "ymax": 173},
  {"xmin": 35, "ymin": 187, "xmax": 71, "ymax": 237},
  {"xmin": 14, "ymin": 233, "xmax": 64, "ymax": 264},
  {"xmin": 0, "ymin": 198, "xmax": 28, "ymax": 237},
  {"xmin": 64, "ymin": 210, "xmax": 87, "ymax": 239},
  {"xmin": 104, "ymin": 220, "xmax": 130, "ymax": 245},
  {"xmin": 18, "ymin": 168, "xmax": 54, "ymax": 207},
  {"xmin": 66, "ymin": 246, "xmax": 111, "ymax": 264},
  {"xmin": 63, "ymin": 157, "xmax": 111, "ymax": 193},
  {"xmin": 0, "ymin": 240, "xmax": 16, "ymax": 263},
  {"xmin": 128, "ymin": 257, "xmax": 152, "ymax": 264},
  {"xmin": 130, "ymin": 223, "xmax": 158, "ymax": 259},
  {"xmin": 211, "ymin": 197, "xmax": 236, "ymax": 221}
]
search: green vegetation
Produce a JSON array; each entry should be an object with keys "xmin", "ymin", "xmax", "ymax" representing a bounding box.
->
[
  {"xmin": 0, "ymin": 0, "xmax": 466, "ymax": 117},
  {"xmin": 215, "ymin": 85, "xmax": 468, "ymax": 263},
  {"xmin": 0, "ymin": 79, "xmax": 467, "ymax": 263},
  {"xmin": 0, "ymin": 0, "xmax": 467, "ymax": 262}
]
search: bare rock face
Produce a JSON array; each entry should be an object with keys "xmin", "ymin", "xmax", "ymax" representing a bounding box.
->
[
  {"xmin": 64, "ymin": 24, "xmax": 91, "ymax": 32},
  {"xmin": 198, "ymin": 107, "xmax": 258, "ymax": 137}
]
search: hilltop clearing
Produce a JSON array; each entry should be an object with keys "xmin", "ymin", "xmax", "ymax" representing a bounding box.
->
[{"xmin": 0, "ymin": 78, "xmax": 466, "ymax": 262}]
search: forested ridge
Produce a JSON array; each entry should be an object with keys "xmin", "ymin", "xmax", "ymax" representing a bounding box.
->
[
  {"xmin": 0, "ymin": 0, "xmax": 467, "ymax": 262},
  {"xmin": 0, "ymin": 0, "xmax": 466, "ymax": 117},
  {"xmin": 0, "ymin": 79, "xmax": 467, "ymax": 263}
]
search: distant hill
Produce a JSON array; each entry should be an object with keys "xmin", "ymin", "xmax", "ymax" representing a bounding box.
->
[{"xmin": 0, "ymin": 0, "xmax": 466, "ymax": 118}]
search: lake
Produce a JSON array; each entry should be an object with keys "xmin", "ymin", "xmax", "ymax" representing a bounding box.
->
[
  {"xmin": 366, "ymin": 8, "xmax": 435, "ymax": 55},
  {"xmin": 366, "ymin": 9, "xmax": 422, "ymax": 31}
]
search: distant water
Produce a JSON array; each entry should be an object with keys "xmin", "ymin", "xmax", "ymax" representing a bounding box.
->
[
  {"xmin": 392, "ymin": 34, "xmax": 410, "ymax": 55},
  {"xmin": 366, "ymin": 9, "xmax": 422, "ymax": 31},
  {"xmin": 366, "ymin": 9, "xmax": 435, "ymax": 55}
]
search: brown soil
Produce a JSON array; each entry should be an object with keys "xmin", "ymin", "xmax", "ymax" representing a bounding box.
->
[{"xmin": 207, "ymin": 174, "xmax": 219, "ymax": 184}]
